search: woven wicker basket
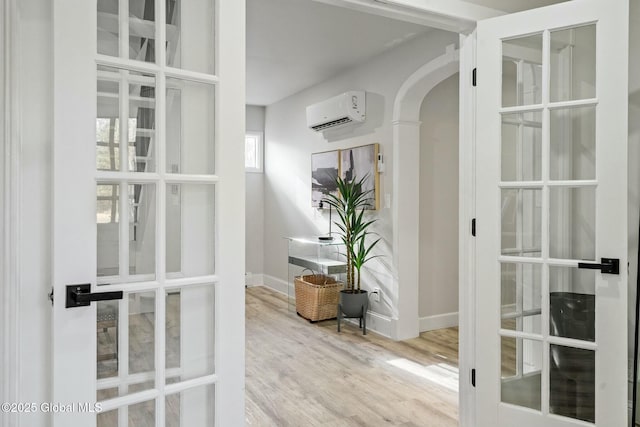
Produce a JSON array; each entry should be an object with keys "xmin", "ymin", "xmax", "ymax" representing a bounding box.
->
[{"xmin": 294, "ymin": 273, "xmax": 342, "ymax": 322}]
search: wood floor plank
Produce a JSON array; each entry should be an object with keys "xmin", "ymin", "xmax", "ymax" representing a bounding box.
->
[{"xmin": 246, "ymin": 286, "xmax": 459, "ymax": 427}]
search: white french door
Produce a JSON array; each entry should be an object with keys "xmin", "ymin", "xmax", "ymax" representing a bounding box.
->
[
  {"xmin": 475, "ymin": 0, "xmax": 628, "ymax": 426},
  {"xmin": 51, "ymin": 1, "xmax": 245, "ymax": 426}
]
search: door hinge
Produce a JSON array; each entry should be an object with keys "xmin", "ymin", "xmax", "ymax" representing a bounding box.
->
[
  {"xmin": 48, "ymin": 287, "xmax": 54, "ymax": 306},
  {"xmin": 471, "ymin": 218, "xmax": 476, "ymax": 237},
  {"xmin": 471, "ymin": 368, "xmax": 476, "ymax": 387},
  {"xmin": 472, "ymin": 68, "xmax": 477, "ymax": 87}
]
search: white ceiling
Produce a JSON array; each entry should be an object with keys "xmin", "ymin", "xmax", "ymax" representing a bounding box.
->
[
  {"xmin": 246, "ymin": 0, "xmax": 428, "ymax": 106},
  {"xmin": 463, "ymin": 0, "xmax": 567, "ymax": 13},
  {"xmin": 246, "ymin": 0, "xmax": 568, "ymax": 106}
]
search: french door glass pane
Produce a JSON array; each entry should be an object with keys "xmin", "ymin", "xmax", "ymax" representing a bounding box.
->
[
  {"xmin": 166, "ymin": 285, "xmax": 215, "ymax": 384},
  {"xmin": 96, "ymin": 119, "xmax": 120, "ymax": 171},
  {"xmin": 166, "ymin": 79, "xmax": 216, "ymax": 175},
  {"xmin": 96, "ymin": 292, "xmax": 156, "ymax": 398},
  {"xmin": 549, "ymin": 186, "xmax": 595, "ymax": 260},
  {"xmin": 166, "ymin": 385, "xmax": 216, "ymax": 427},
  {"xmin": 549, "ymin": 266, "xmax": 595, "ymax": 342},
  {"xmin": 166, "ymin": 290, "xmax": 181, "ymax": 371},
  {"xmin": 501, "ymin": 263, "xmax": 542, "ymax": 333},
  {"xmin": 97, "ymin": 183, "xmax": 120, "ymax": 277},
  {"xmin": 97, "ymin": 67, "xmax": 157, "ymax": 173},
  {"xmin": 129, "ymin": 74, "xmax": 157, "ymax": 172},
  {"xmin": 128, "ymin": 184, "xmax": 156, "ymax": 277},
  {"xmin": 550, "ymin": 24, "xmax": 596, "ymax": 102},
  {"xmin": 97, "ymin": 300, "xmax": 119, "ymax": 380},
  {"xmin": 97, "ymin": 0, "xmax": 119, "ymax": 57},
  {"xmin": 128, "ymin": 291, "xmax": 156, "ymax": 376},
  {"xmin": 97, "ymin": 0, "xmax": 158, "ymax": 64},
  {"xmin": 166, "ymin": 0, "xmax": 216, "ymax": 74},
  {"xmin": 501, "ymin": 111, "xmax": 542, "ymax": 181},
  {"xmin": 97, "ymin": 399, "xmax": 156, "ymax": 427},
  {"xmin": 549, "ymin": 345, "xmax": 595, "ymax": 423},
  {"xmin": 97, "ymin": 67, "xmax": 121, "ymax": 172},
  {"xmin": 550, "ymin": 106, "xmax": 596, "ymax": 181},
  {"xmin": 501, "ymin": 336, "xmax": 542, "ymax": 410},
  {"xmin": 129, "ymin": 0, "xmax": 156, "ymax": 63},
  {"xmin": 166, "ymin": 184, "xmax": 216, "ymax": 276},
  {"xmin": 501, "ymin": 189, "xmax": 542, "ymax": 257},
  {"xmin": 502, "ymin": 34, "xmax": 543, "ymax": 107}
]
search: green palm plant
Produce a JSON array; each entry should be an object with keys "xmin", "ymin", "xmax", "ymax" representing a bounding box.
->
[
  {"xmin": 350, "ymin": 230, "xmax": 381, "ymax": 291},
  {"xmin": 322, "ymin": 175, "xmax": 380, "ymax": 292}
]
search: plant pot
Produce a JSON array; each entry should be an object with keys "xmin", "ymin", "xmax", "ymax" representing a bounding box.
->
[
  {"xmin": 339, "ymin": 290, "xmax": 368, "ymax": 318},
  {"xmin": 338, "ymin": 290, "xmax": 369, "ymax": 335}
]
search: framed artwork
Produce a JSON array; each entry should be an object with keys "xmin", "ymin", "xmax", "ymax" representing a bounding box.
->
[
  {"xmin": 340, "ymin": 143, "xmax": 379, "ymax": 210},
  {"xmin": 311, "ymin": 150, "xmax": 340, "ymax": 208}
]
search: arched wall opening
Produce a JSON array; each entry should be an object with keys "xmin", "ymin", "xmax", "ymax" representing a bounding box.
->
[
  {"xmin": 392, "ymin": 45, "xmax": 459, "ymax": 339},
  {"xmin": 418, "ymin": 73, "xmax": 460, "ymax": 332}
]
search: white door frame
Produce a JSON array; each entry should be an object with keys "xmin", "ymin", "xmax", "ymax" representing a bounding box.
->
[
  {"xmin": 457, "ymin": 31, "xmax": 477, "ymax": 427},
  {"xmin": 1, "ymin": 0, "xmax": 21, "ymax": 425}
]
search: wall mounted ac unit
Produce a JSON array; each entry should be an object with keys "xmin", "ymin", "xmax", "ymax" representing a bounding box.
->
[{"xmin": 306, "ymin": 91, "xmax": 366, "ymax": 133}]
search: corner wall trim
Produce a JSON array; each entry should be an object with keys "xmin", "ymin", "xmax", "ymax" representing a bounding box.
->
[
  {"xmin": 419, "ymin": 312, "xmax": 459, "ymax": 332},
  {"xmin": 262, "ymin": 274, "xmax": 289, "ymax": 296}
]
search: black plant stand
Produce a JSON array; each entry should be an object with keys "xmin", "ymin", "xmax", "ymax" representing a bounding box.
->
[{"xmin": 337, "ymin": 298, "xmax": 368, "ymax": 335}]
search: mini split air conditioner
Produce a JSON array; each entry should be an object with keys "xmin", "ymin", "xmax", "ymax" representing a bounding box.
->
[{"xmin": 306, "ymin": 91, "xmax": 366, "ymax": 133}]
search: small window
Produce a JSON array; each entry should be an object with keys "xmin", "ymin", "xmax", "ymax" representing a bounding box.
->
[{"xmin": 245, "ymin": 132, "xmax": 263, "ymax": 173}]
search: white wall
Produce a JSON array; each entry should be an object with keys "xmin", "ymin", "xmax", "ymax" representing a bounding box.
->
[
  {"xmin": 263, "ymin": 31, "xmax": 459, "ymax": 327},
  {"xmin": 246, "ymin": 105, "xmax": 265, "ymax": 280},
  {"xmin": 418, "ymin": 73, "xmax": 459, "ymax": 324}
]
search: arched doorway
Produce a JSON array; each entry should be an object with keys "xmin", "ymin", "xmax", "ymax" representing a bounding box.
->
[
  {"xmin": 392, "ymin": 45, "xmax": 459, "ymax": 339},
  {"xmin": 417, "ymin": 73, "xmax": 460, "ymax": 332}
]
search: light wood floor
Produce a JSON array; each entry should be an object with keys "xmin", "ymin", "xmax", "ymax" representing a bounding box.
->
[{"xmin": 246, "ymin": 286, "xmax": 459, "ymax": 427}]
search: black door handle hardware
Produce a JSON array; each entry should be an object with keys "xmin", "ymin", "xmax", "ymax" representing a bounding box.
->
[
  {"xmin": 577, "ymin": 258, "xmax": 620, "ymax": 275},
  {"xmin": 66, "ymin": 284, "xmax": 123, "ymax": 308}
]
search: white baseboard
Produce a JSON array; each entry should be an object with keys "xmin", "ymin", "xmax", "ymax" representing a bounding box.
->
[
  {"xmin": 262, "ymin": 274, "xmax": 290, "ymax": 296},
  {"xmin": 260, "ymin": 275, "xmax": 394, "ymax": 338},
  {"xmin": 419, "ymin": 312, "xmax": 459, "ymax": 332},
  {"xmin": 245, "ymin": 273, "xmax": 264, "ymax": 287},
  {"xmin": 343, "ymin": 311, "xmax": 394, "ymax": 339}
]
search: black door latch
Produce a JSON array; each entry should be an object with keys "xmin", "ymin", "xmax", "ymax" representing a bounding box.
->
[
  {"xmin": 65, "ymin": 284, "xmax": 123, "ymax": 308},
  {"xmin": 577, "ymin": 258, "xmax": 620, "ymax": 275}
]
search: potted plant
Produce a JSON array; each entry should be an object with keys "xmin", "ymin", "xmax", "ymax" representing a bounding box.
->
[{"xmin": 322, "ymin": 175, "xmax": 380, "ymax": 333}]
